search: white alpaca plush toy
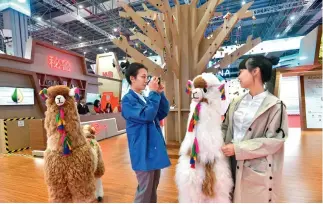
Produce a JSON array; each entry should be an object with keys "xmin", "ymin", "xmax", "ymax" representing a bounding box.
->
[{"xmin": 175, "ymin": 73, "xmax": 233, "ymax": 203}]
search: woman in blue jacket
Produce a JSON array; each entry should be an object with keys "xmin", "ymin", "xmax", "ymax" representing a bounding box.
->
[{"xmin": 121, "ymin": 62, "xmax": 171, "ymax": 203}]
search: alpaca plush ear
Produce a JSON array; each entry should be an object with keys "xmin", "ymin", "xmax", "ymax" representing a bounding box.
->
[
  {"xmin": 39, "ymin": 88, "xmax": 48, "ymax": 100},
  {"xmin": 69, "ymin": 87, "xmax": 80, "ymax": 101},
  {"xmin": 185, "ymin": 80, "xmax": 193, "ymax": 95}
]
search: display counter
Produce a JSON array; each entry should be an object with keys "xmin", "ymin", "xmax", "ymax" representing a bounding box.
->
[{"xmin": 80, "ymin": 113, "xmax": 126, "ymax": 141}]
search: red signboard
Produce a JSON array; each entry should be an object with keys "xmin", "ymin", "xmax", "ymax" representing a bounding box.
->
[{"xmin": 48, "ymin": 56, "xmax": 71, "ymax": 72}]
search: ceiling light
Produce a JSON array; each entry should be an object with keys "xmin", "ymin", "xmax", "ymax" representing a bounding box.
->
[
  {"xmin": 105, "ymin": 48, "xmax": 107, "ymax": 51},
  {"xmin": 78, "ymin": 5, "xmax": 84, "ymax": 9},
  {"xmin": 18, "ymin": 0, "xmax": 26, "ymax": 3},
  {"xmin": 99, "ymin": 47, "xmax": 103, "ymax": 49},
  {"xmin": 290, "ymin": 16, "xmax": 295, "ymax": 20},
  {"xmin": 36, "ymin": 17, "xmax": 42, "ymax": 21},
  {"xmin": 53, "ymin": 41, "xmax": 58, "ymax": 44},
  {"xmin": 79, "ymin": 36, "xmax": 82, "ymax": 39},
  {"xmin": 113, "ymin": 28, "xmax": 118, "ymax": 32},
  {"xmin": 276, "ymin": 34, "xmax": 280, "ymax": 38},
  {"xmin": 241, "ymin": 1, "xmax": 246, "ymax": 5},
  {"xmin": 84, "ymin": 52, "xmax": 87, "ymax": 54}
]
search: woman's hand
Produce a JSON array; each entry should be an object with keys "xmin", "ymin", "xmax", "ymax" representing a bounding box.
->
[
  {"xmin": 157, "ymin": 82, "xmax": 165, "ymax": 93},
  {"xmin": 221, "ymin": 143, "xmax": 235, "ymax": 156},
  {"xmin": 148, "ymin": 76, "xmax": 159, "ymax": 92}
]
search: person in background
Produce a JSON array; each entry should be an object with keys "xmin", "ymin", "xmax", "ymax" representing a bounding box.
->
[
  {"xmin": 121, "ymin": 62, "xmax": 170, "ymax": 203},
  {"xmin": 77, "ymin": 97, "xmax": 90, "ymax": 115},
  {"xmin": 221, "ymin": 55, "xmax": 288, "ymax": 203},
  {"xmin": 94, "ymin": 99, "xmax": 104, "ymax": 114},
  {"xmin": 104, "ymin": 102, "xmax": 113, "ymax": 113}
]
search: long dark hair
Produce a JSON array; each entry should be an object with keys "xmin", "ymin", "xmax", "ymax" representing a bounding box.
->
[
  {"xmin": 105, "ymin": 102, "xmax": 113, "ymax": 113},
  {"xmin": 240, "ymin": 55, "xmax": 279, "ymax": 83}
]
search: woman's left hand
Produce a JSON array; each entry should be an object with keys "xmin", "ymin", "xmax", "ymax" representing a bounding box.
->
[
  {"xmin": 157, "ymin": 83, "xmax": 165, "ymax": 93},
  {"xmin": 221, "ymin": 143, "xmax": 235, "ymax": 156}
]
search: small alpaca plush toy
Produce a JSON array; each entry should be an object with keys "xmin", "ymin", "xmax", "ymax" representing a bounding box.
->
[
  {"xmin": 175, "ymin": 73, "xmax": 233, "ymax": 203},
  {"xmin": 82, "ymin": 124, "xmax": 105, "ymax": 202},
  {"xmin": 40, "ymin": 85, "xmax": 97, "ymax": 202}
]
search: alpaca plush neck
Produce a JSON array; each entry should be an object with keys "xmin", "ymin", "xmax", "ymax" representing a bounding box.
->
[{"xmin": 45, "ymin": 101, "xmax": 86, "ymax": 154}]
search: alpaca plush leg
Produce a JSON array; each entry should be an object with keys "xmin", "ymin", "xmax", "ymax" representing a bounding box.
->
[
  {"xmin": 47, "ymin": 183, "xmax": 73, "ymax": 203},
  {"xmin": 96, "ymin": 178, "xmax": 104, "ymax": 202},
  {"xmin": 67, "ymin": 150, "xmax": 96, "ymax": 203},
  {"xmin": 68, "ymin": 177, "xmax": 96, "ymax": 203}
]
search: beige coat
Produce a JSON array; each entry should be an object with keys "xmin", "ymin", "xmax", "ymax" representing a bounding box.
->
[{"xmin": 222, "ymin": 92, "xmax": 288, "ymax": 203}]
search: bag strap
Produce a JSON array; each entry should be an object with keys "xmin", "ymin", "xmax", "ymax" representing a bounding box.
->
[{"xmin": 275, "ymin": 101, "xmax": 285, "ymax": 138}]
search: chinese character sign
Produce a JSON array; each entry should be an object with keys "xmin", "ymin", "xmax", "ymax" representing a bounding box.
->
[
  {"xmin": 92, "ymin": 123, "xmax": 108, "ymax": 134},
  {"xmin": 48, "ymin": 56, "xmax": 71, "ymax": 72}
]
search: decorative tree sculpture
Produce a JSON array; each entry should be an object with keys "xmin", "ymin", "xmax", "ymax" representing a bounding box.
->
[{"xmin": 113, "ymin": 0, "xmax": 261, "ymax": 142}]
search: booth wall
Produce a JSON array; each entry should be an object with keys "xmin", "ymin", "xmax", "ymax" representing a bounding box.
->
[
  {"xmin": 0, "ymin": 71, "xmax": 43, "ymax": 119},
  {"xmin": 87, "ymin": 84, "xmax": 99, "ymax": 93},
  {"xmin": 0, "ymin": 44, "xmax": 98, "ymax": 85},
  {"xmin": 98, "ymin": 78, "xmax": 120, "ymax": 99}
]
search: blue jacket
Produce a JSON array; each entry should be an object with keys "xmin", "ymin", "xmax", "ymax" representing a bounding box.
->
[{"xmin": 121, "ymin": 89, "xmax": 171, "ymax": 171}]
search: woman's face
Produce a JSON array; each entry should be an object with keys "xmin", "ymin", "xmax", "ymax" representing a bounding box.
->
[
  {"xmin": 238, "ymin": 66, "xmax": 260, "ymax": 89},
  {"xmin": 98, "ymin": 102, "xmax": 101, "ymax": 107},
  {"xmin": 131, "ymin": 68, "xmax": 148, "ymax": 91},
  {"xmin": 238, "ymin": 69, "xmax": 253, "ymax": 89}
]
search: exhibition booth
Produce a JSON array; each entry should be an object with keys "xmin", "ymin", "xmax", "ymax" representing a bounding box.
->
[{"xmin": 0, "ymin": 40, "xmax": 125, "ymax": 155}]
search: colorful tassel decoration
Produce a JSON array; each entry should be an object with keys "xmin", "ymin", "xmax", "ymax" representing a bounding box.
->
[
  {"xmin": 188, "ymin": 102, "xmax": 201, "ymax": 132},
  {"xmin": 190, "ymin": 137, "xmax": 200, "ymax": 169},
  {"xmin": 186, "ymin": 80, "xmax": 192, "ymax": 95},
  {"xmin": 218, "ymin": 84, "xmax": 226, "ymax": 100},
  {"xmin": 56, "ymin": 107, "xmax": 72, "ymax": 156},
  {"xmin": 39, "ymin": 88, "xmax": 48, "ymax": 100}
]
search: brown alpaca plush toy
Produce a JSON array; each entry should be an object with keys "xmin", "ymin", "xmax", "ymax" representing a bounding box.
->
[
  {"xmin": 40, "ymin": 85, "xmax": 97, "ymax": 202},
  {"xmin": 82, "ymin": 124, "xmax": 105, "ymax": 202}
]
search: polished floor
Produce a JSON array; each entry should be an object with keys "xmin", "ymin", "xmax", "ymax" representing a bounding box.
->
[{"xmin": 0, "ymin": 128, "xmax": 321, "ymax": 203}]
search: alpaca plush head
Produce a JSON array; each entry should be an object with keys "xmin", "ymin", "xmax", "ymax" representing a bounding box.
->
[
  {"xmin": 40, "ymin": 85, "xmax": 83, "ymax": 155},
  {"xmin": 186, "ymin": 73, "xmax": 225, "ymax": 103},
  {"xmin": 83, "ymin": 124, "xmax": 96, "ymax": 139},
  {"xmin": 39, "ymin": 86, "xmax": 80, "ymax": 107}
]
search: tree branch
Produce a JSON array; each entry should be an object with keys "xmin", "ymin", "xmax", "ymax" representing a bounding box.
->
[
  {"xmin": 192, "ymin": 0, "xmax": 223, "ymax": 51},
  {"xmin": 119, "ymin": 4, "xmax": 160, "ymax": 21},
  {"xmin": 190, "ymin": 0, "xmax": 198, "ymax": 9},
  {"xmin": 154, "ymin": 14, "xmax": 179, "ymax": 77},
  {"xmin": 207, "ymin": 36, "xmax": 261, "ymax": 73},
  {"xmin": 129, "ymin": 28, "xmax": 163, "ymax": 57},
  {"xmin": 196, "ymin": 1, "xmax": 254, "ymax": 74},
  {"xmin": 112, "ymin": 35, "xmax": 164, "ymax": 76},
  {"xmin": 119, "ymin": 2, "xmax": 164, "ymax": 49},
  {"xmin": 146, "ymin": 0, "xmax": 166, "ymax": 13}
]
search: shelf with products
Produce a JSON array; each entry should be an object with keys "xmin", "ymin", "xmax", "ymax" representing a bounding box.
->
[{"xmin": 36, "ymin": 73, "xmax": 87, "ymax": 99}]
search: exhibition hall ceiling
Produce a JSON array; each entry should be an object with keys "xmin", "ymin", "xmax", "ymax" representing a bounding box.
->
[{"xmin": 0, "ymin": 0, "xmax": 322, "ymax": 65}]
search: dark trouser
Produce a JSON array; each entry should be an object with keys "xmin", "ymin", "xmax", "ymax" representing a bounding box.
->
[{"xmin": 134, "ymin": 170, "xmax": 161, "ymax": 203}]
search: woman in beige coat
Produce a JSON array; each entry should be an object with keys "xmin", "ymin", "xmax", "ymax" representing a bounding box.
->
[{"xmin": 221, "ymin": 55, "xmax": 288, "ymax": 203}]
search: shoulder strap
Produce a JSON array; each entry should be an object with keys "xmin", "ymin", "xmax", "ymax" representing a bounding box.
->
[{"xmin": 275, "ymin": 101, "xmax": 285, "ymax": 138}]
